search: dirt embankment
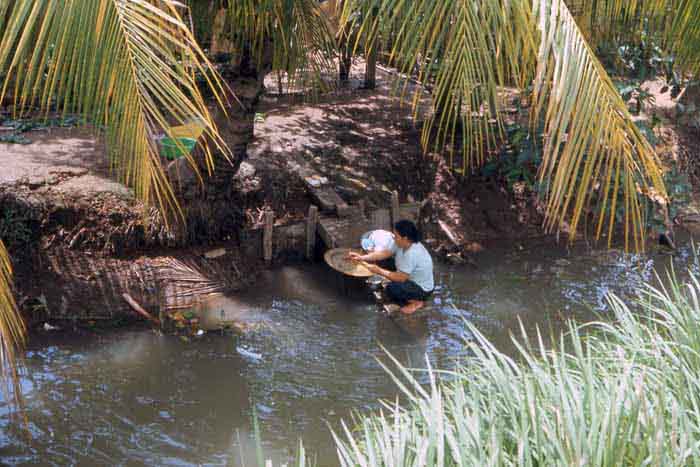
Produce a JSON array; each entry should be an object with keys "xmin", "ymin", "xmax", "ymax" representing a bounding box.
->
[
  {"xmin": 249, "ymin": 63, "xmax": 547, "ymax": 256},
  {"xmin": 0, "ymin": 122, "xmax": 265, "ymax": 330},
  {"xmin": 18, "ymin": 63, "xmax": 700, "ymax": 329}
]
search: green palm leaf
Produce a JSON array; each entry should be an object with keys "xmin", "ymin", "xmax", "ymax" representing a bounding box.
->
[
  {"xmin": 568, "ymin": 0, "xmax": 700, "ymax": 76},
  {"xmin": 0, "ymin": 241, "xmax": 25, "ymax": 408},
  {"xmin": 0, "ymin": 0, "xmax": 229, "ymax": 222},
  {"xmin": 345, "ymin": 0, "xmax": 667, "ymax": 250},
  {"xmin": 0, "ymin": 0, "xmax": 230, "ymax": 406},
  {"xmin": 533, "ymin": 0, "xmax": 666, "ymax": 251},
  {"xmin": 223, "ymin": 0, "xmax": 335, "ymax": 91}
]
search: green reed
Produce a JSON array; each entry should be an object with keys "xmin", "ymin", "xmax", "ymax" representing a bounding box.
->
[{"xmin": 329, "ymin": 269, "xmax": 700, "ymax": 466}]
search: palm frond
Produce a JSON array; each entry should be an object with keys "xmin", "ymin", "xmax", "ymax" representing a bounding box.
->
[
  {"xmin": 566, "ymin": 0, "xmax": 668, "ymax": 40},
  {"xmin": 567, "ymin": 0, "xmax": 700, "ymax": 76},
  {"xmin": 664, "ymin": 0, "xmax": 700, "ymax": 76},
  {"xmin": 0, "ymin": 0, "xmax": 229, "ymax": 223},
  {"xmin": 345, "ymin": 0, "xmax": 667, "ymax": 249},
  {"xmin": 533, "ymin": 0, "xmax": 666, "ymax": 250},
  {"xmin": 224, "ymin": 0, "xmax": 336, "ymax": 92},
  {"xmin": 0, "ymin": 241, "xmax": 25, "ymax": 409},
  {"xmin": 344, "ymin": 0, "xmax": 537, "ymax": 171}
]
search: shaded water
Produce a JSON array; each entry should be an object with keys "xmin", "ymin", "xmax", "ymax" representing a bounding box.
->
[{"xmin": 1, "ymin": 240, "xmax": 697, "ymax": 465}]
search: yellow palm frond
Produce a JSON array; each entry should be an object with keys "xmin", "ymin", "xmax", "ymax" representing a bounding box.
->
[
  {"xmin": 0, "ymin": 241, "xmax": 25, "ymax": 408},
  {"xmin": 664, "ymin": 0, "xmax": 700, "ymax": 76},
  {"xmin": 566, "ymin": 0, "xmax": 668, "ymax": 39},
  {"xmin": 533, "ymin": 0, "xmax": 666, "ymax": 251},
  {"xmin": 224, "ymin": 0, "xmax": 335, "ymax": 91},
  {"xmin": 346, "ymin": 0, "xmax": 667, "ymax": 250},
  {"xmin": 568, "ymin": 0, "xmax": 700, "ymax": 76},
  {"xmin": 344, "ymin": 0, "xmax": 537, "ymax": 171},
  {"xmin": 0, "ymin": 0, "xmax": 230, "ymax": 223}
]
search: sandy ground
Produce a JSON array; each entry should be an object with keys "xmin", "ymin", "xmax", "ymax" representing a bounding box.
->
[{"xmin": 0, "ymin": 126, "xmax": 131, "ymax": 197}]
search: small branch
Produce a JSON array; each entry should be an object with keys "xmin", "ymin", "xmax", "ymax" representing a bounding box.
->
[
  {"xmin": 438, "ymin": 220, "xmax": 462, "ymax": 247},
  {"xmin": 122, "ymin": 293, "xmax": 160, "ymax": 325}
]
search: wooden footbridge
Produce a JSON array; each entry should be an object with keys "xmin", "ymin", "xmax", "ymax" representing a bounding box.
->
[{"xmin": 259, "ymin": 166, "xmax": 422, "ymax": 262}]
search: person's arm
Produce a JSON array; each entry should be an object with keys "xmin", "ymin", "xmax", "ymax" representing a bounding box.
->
[
  {"xmin": 365, "ymin": 263, "xmax": 410, "ymax": 282},
  {"xmin": 350, "ymin": 249, "xmax": 393, "ymax": 262}
]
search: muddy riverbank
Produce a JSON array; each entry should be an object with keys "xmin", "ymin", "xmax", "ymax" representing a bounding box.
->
[
  {"xmin": 3, "ymin": 238, "xmax": 699, "ymax": 465},
  {"xmin": 4, "ymin": 63, "xmax": 699, "ymax": 331}
]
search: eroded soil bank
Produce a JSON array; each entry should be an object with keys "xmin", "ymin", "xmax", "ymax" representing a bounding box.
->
[{"xmin": 3, "ymin": 64, "xmax": 699, "ymax": 332}]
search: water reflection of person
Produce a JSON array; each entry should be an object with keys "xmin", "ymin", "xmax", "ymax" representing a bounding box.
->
[{"xmin": 353, "ymin": 220, "xmax": 435, "ymax": 315}]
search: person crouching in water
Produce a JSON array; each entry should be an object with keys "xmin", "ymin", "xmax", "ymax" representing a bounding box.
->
[
  {"xmin": 348, "ymin": 229, "xmax": 396, "ymax": 264},
  {"xmin": 353, "ymin": 220, "xmax": 434, "ymax": 314}
]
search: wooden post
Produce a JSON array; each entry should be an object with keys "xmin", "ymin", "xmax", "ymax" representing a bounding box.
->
[
  {"xmin": 263, "ymin": 210, "xmax": 274, "ymax": 263},
  {"xmin": 306, "ymin": 205, "xmax": 319, "ymax": 260},
  {"xmin": 391, "ymin": 191, "xmax": 400, "ymax": 225},
  {"xmin": 358, "ymin": 199, "xmax": 366, "ymax": 218}
]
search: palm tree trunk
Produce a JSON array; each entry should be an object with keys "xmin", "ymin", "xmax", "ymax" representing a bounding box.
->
[
  {"xmin": 363, "ymin": 6, "xmax": 379, "ymax": 89},
  {"xmin": 364, "ymin": 45, "xmax": 377, "ymax": 89},
  {"xmin": 339, "ymin": 47, "xmax": 352, "ymax": 84},
  {"xmin": 339, "ymin": 27, "xmax": 353, "ymax": 84}
]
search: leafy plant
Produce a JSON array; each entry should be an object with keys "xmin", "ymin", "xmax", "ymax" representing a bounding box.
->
[
  {"xmin": 0, "ymin": 209, "xmax": 32, "ymax": 249},
  {"xmin": 331, "ymin": 270, "xmax": 700, "ymax": 465},
  {"xmin": 481, "ymin": 124, "xmax": 542, "ymax": 191}
]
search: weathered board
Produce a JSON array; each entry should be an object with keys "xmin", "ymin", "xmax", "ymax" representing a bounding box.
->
[{"xmin": 318, "ymin": 210, "xmax": 372, "ymax": 249}]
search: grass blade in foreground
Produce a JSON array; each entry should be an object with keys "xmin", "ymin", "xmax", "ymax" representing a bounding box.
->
[{"xmin": 332, "ymin": 271, "xmax": 700, "ymax": 465}]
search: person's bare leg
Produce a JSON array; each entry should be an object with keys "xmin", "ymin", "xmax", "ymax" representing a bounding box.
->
[{"xmin": 400, "ymin": 300, "xmax": 424, "ymax": 314}]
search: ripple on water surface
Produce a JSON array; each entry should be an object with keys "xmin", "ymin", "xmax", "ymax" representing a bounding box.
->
[{"xmin": 1, "ymin": 241, "xmax": 697, "ymax": 465}]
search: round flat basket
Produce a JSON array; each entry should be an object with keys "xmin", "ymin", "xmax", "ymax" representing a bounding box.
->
[{"xmin": 324, "ymin": 248, "xmax": 373, "ymax": 277}]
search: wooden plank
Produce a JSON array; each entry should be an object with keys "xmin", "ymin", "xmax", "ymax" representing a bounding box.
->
[
  {"xmin": 318, "ymin": 212, "xmax": 372, "ymax": 249},
  {"xmin": 306, "ymin": 205, "xmax": 319, "ymax": 259},
  {"xmin": 318, "ymin": 217, "xmax": 339, "ymax": 249},
  {"xmin": 263, "ymin": 210, "xmax": 274, "ymax": 262}
]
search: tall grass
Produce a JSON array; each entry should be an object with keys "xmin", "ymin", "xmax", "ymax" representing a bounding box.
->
[{"xmin": 330, "ymin": 270, "xmax": 700, "ymax": 466}]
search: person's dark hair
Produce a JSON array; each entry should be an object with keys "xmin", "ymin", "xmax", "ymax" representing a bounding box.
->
[{"xmin": 394, "ymin": 220, "xmax": 421, "ymax": 242}]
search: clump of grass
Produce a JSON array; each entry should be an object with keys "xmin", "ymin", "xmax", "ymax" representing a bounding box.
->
[{"xmin": 330, "ymin": 270, "xmax": 700, "ymax": 466}]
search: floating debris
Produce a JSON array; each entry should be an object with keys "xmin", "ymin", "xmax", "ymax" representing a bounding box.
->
[
  {"xmin": 236, "ymin": 346, "xmax": 262, "ymax": 361},
  {"xmin": 43, "ymin": 322, "xmax": 60, "ymax": 332},
  {"xmin": 203, "ymin": 248, "xmax": 227, "ymax": 259}
]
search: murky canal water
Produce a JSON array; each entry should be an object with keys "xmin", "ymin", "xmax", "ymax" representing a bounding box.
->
[{"xmin": 1, "ymin": 240, "xmax": 697, "ymax": 465}]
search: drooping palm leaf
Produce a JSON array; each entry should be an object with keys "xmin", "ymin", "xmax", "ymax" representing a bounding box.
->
[
  {"xmin": 660, "ymin": 0, "xmax": 700, "ymax": 76},
  {"xmin": 345, "ymin": 0, "xmax": 667, "ymax": 250},
  {"xmin": 567, "ymin": 0, "xmax": 700, "ymax": 76},
  {"xmin": 0, "ymin": 241, "xmax": 25, "ymax": 408},
  {"xmin": 566, "ymin": 0, "xmax": 668, "ymax": 40},
  {"xmin": 533, "ymin": 0, "xmax": 666, "ymax": 251},
  {"xmin": 343, "ymin": 0, "xmax": 538, "ymax": 166},
  {"xmin": 223, "ymin": 0, "xmax": 335, "ymax": 92},
  {"xmin": 0, "ymin": 0, "xmax": 229, "ymax": 222}
]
